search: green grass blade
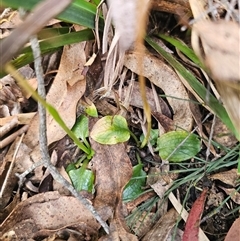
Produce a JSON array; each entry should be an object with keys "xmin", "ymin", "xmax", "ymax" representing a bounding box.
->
[
  {"xmin": 1, "ymin": 0, "xmax": 104, "ymax": 30},
  {"xmin": 0, "ymin": 29, "xmax": 94, "ymax": 78},
  {"xmin": 37, "ymin": 27, "xmax": 70, "ymax": 39},
  {"xmin": 145, "ymin": 36, "xmax": 237, "ymax": 138},
  {"xmin": 22, "ymin": 29, "xmax": 94, "ymax": 54},
  {"xmin": 158, "ymin": 34, "xmax": 203, "ymax": 67}
]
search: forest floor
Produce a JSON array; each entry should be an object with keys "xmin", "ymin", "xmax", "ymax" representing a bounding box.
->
[{"xmin": 0, "ymin": 0, "xmax": 240, "ymax": 241}]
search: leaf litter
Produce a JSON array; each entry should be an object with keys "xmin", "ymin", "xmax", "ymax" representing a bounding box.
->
[{"xmin": 0, "ymin": 0, "xmax": 240, "ymax": 240}]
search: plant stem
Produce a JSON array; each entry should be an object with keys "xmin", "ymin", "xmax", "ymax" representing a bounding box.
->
[{"xmin": 129, "ymin": 130, "xmax": 140, "ymax": 147}]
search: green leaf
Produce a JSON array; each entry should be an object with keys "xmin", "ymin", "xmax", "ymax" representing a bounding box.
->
[
  {"xmin": 66, "ymin": 163, "xmax": 76, "ymax": 173},
  {"xmin": 72, "ymin": 115, "xmax": 89, "ymax": 140},
  {"xmin": 90, "ymin": 115, "xmax": 130, "ymax": 144},
  {"xmin": 145, "ymin": 37, "xmax": 237, "ymax": 138},
  {"xmin": 157, "ymin": 131, "xmax": 201, "ymax": 162},
  {"xmin": 1, "ymin": 0, "xmax": 104, "ymax": 30},
  {"xmin": 69, "ymin": 168, "xmax": 94, "ymax": 192},
  {"xmin": 85, "ymin": 102, "xmax": 98, "ymax": 117},
  {"xmin": 67, "ymin": 161, "xmax": 94, "ymax": 193},
  {"xmin": 123, "ymin": 164, "xmax": 147, "ymax": 202},
  {"xmin": 140, "ymin": 129, "xmax": 159, "ymax": 146}
]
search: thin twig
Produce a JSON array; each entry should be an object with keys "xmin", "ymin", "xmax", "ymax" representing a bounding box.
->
[{"xmin": 0, "ymin": 116, "xmax": 19, "ymax": 138}]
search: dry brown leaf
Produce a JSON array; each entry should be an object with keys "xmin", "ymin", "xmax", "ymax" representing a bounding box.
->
[
  {"xmin": 89, "ymin": 138, "xmax": 137, "ymax": 240},
  {"xmin": 210, "ymin": 169, "xmax": 239, "ymax": 187},
  {"xmin": 0, "ymin": 191, "xmax": 99, "ymax": 240},
  {"xmin": 224, "ymin": 217, "xmax": 240, "ymax": 241},
  {"xmin": 191, "ymin": 20, "xmax": 240, "ymax": 139},
  {"xmin": 99, "ymin": 219, "xmax": 138, "ymax": 241},
  {"xmin": 22, "ymin": 78, "xmax": 38, "ymax": 99},
  {"xmin": 90, "ymin": 140, "xmax": 132, "ymax": 218},
  {"xmin": 124, "ymin": 51, "xmax": 193, "ymax": 132},
  {"xmin": 142, "ymin": 208, "xmax": 182, "ymax": 241},
  {"xmin": 204, "ymin": 117, "xmax": 237, "ymax": 148},
  {"xmin": 192, "ymin": 21, "xmax": 240, "ymax": 83},
  {"xmin": 94, "ymin": 98, "xmax": 118, "ymax": 116},
  {"xmin": 20, "ymin": 43, "xmax": 86, "ymax": 169},
  {"xmin": 0, "ymin": 42, "xmax": 87, "ymax": 203},
  {"xmin": 152, "ymin": 111, "xmax": 175, "ymax": 132},
  {"xmin": 151, "ymin": 0, "xmax": 191, "ymax": 16},
  {"xmin": 130, "ymin": 212, "xmax": 156, "ymax": 238},
  {"xmin": 120, "ymin": 81, "xmax": 172, "ymax": 118},
  {"xmin": 127, "ymin": 167, "xmax": 170, "ymax": 238},
  {"xmin": 126, "ymin": 191, "xmax": 156, "ymax": 213}
]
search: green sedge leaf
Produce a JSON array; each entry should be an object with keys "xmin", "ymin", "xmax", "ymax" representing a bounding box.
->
[
  {"xmin": 90, "ymin": 115, "xmax": 130, "ymax": 144},
  {"xmin": 2, "ymin": 0, "xmax": 104, "ymax": 30},
  {"xmin": 157, "ymin": 131, "xmax": 201, "ymax": 162},
  {"xmin": 0, "ymin": 29, "xmax": 95, "ymax": 78},
  {"xmin": 22, "ymin": 29, "xmax": 94, "ymax": 54}
]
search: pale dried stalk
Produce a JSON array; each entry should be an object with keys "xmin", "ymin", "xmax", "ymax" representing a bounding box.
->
[
  {"xmin": 0, "ymin": 116, "xmax": 18, "ymax": 138},
  {"xmin": 0, "ymin": 125, "xmax": 28, "ymax": 149}
]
